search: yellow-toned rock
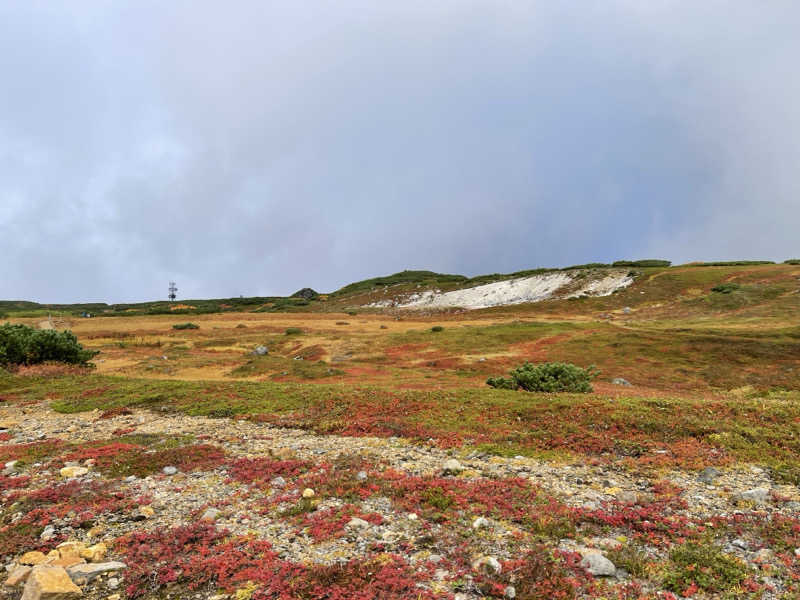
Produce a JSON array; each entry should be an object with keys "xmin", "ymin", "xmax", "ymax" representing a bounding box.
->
[
  {"xmin": 87, "ymin": 525, "xmax": 105, "ymax": 539},
  {"xmin": 50, "ymin": 556, "xmax": 84, "ymax": 569},
  {"xmin": 302, "ymin": 488, "xmax": 315, "ymax": 499},
  {"xmin": 19, "ymin": 552, "xmax": 47, "ymax": 566},
  {"xmin": 4, "ymin": 565, "xmax": 31, "ymax": 587},
  {"xmin": 0, "ymin": 419, "xmax": 19, "ymax": 429},
  {"xmin": 20, "ymin": 565, "xmax": 82, "ymax": 600},
  {"xmin": 56, "ymin": 542, "xmax": 86, "ymax": 561},
  {"xmin": 139, "ymin": 506, "xmax": 155, "ymax": 518},
  {"xmin": 273, "ymin": 448, "xmax": 297, "ymax": 460},
  {"xmin": 80, "ymin": 543, "xmax": 107, "ymax": 563},
  {"xmin": 59, "ymin": 466, "xmax": 89, "ymax": 478}
]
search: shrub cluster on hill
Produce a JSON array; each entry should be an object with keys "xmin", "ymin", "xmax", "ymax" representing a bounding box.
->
[
  {"xmin": 487, "ymin": 361, "xmax": 598, "ymax": 393},
  {"xmin": 172, "ymin": 322, "xmax": 199, "ymax": 330},
  {"xmin": 711, "ymin": 283, "xmax": 741, "ymax": 294},
  {"xmin": 0, "ymin": 323, "xmax": 98, "ymax": 367},
  {"xmin": 688, "ymin": 260, "xmax": 775, "ymax": 267}
]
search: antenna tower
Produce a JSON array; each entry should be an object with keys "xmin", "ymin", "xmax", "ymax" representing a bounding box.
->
[{"xmin": 168, "ymin": 282, "xmax": 178, "ymax": 302}]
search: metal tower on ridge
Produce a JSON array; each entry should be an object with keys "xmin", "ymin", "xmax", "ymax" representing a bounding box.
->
[{"xmin": 168, "ymin": 282, "xmax": 177, "ymax": 302}]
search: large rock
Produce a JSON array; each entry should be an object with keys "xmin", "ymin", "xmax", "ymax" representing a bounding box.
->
[
  {"xmin": 59, "ymin": 467, "xmax": 88, "ymax": 479},
  {"xmin": 291, "ymin": 288, "xmax": 319, "ymax": 300},
  {"xmin": 579, "ymin": 552, "xmax": 616, "ymax": 576},
  {"xmin": 20, "ymin": 566, "xmax": 82, "ymax": 600},
  {"xmin": 66, "ymin": 562, "xmax": 126, "ymax": 584},
  {"xmin": 733, "ymin": 487, "xmax": 771, "ymax": 505},
  {"xmin": 698, "ymin": 467, "xmax": 721, "ymax": 485},
  {"xmin": 442, "ymin": 459, "xmax": 463, "ymax": 475}
]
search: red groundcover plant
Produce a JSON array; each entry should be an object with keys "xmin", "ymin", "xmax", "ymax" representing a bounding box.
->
[{"xmin": 118, "ymin": 523, "xmax": 441, "ymax": 600}]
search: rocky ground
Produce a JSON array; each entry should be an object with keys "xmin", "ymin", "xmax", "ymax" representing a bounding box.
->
[{"xmin": 3, "ymin": 403, "xmax": 800, "ymax": 599}]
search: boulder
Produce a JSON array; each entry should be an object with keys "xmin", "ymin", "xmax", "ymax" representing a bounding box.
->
[
  {"xmin": 20, "ymin": 566, "xmax": 82, "ymax": 600},
  {"xmin": 579, "ymin": 552, "xmax": 616, "ymax": 576},
  {"xmin": 59, "ymin": 467, "xmax": 88, "ymax": 479},
  {"xmin": 611, "ymin": 378, "xmax": 632, "ymax": 386},
  {"xmin": 66, "ymin": 562, "xmax": 126, "ymax": 584},
  {"xmin": 442, "ymin": 459, "xmax": 463, "ymax": 475}
]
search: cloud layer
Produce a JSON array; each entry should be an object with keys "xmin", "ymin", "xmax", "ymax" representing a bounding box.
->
[{"xmin": 2, "ymin": 1, "xmax": 799, "ymax": 302}]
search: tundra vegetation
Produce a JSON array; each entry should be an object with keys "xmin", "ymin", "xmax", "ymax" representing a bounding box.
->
[{"xmin": 3, "ymin": 262, "xmax": 800, "ymax": 599}]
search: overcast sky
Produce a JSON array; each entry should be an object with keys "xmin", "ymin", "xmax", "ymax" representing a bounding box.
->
[{"xmin": 2, "ymin": 2, "xmax": 799, "ymax": 303}]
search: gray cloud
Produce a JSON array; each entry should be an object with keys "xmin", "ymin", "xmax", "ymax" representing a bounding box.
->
[{"xmin": 1, "ymin": 1, "xmax": 799, "ymax": 302}]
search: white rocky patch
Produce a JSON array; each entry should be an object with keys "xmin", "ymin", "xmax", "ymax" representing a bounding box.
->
[{"xmin": 367, "ymin": 270, "xmax": 633, "ymax": 310}]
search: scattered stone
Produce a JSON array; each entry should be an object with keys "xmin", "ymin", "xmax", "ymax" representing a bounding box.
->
[
  {"xmin": 579, "ymin": 552, "xmax": 616, "ymax": 577},
  {"xmin": 733, "ymin": 487, "xmax": 771, "ymax": 505},
  {"xmin": 4, "ymin": 565, "xmax": 32, "ymax": 587},
  {"xmin": 346, "ymin": 517, "xmax": 370, "ymax": 530},
  {"xmin": 201, "ymin": 508, "xmax": 221, "ymax": 522},
  {"xmin": 107, "ymin": 595, "xmax": 121, "ymax": 600},
  {"xmin": 21, "ymin": 566, "xmax": 81, "ymax": 600},
  {"xmin": 616, "ymin": 490, "xmax": 638, "ymax": 504},
  {"xmin": 39, "ymin": 526, "xmax": 56, "ymax": 542},
  {"xmin": 270, "ymin": 476, "xmax": 287, "ymax": 488},
  {"xmin": 106, "ymin": 577, "xmax": 120, "ymax": 589},
  {"xmin": 162, "ymin": 466, "xmax": 178, "ymax": 475},
  {"xmin": 302, "ymin": 488, "xmax": 315, "ymax": 499},
  {"xmin": 59, "ymin": 466, "xmax": 88, "ymax": 479},
  {"xmin": 504, "ymin": 585, "xmax": 516, "ymax": 599},
  {"xmin": 472, "ymin": 556, "xmax": 502, "ymax": 574},
  {"xmin": 406, "ymin": 513, "xmax": 418, "ymax": 521},
  {"xmin": 472, "ymin": 517, "xmax": 490, "ymax": 530},
  {"xmin": 698, "ymin": 467, "xmax": 721, "ymax": 485},
  {"xmin": 253, "ymin": 345, "xmax": 268, "ymax": 356},
  {"xmin": 356, "ymin": 471, "xmax": 368, "ymax": 481},
  {"xmin": 611, "ymin": 378, "xmax": 632, "ymax": 386},
  {"xmin": 442, "ymin": 459, "xmax": 463, "ymax": 475}
]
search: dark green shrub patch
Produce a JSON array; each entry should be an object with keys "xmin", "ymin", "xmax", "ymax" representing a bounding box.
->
[
  {"xmin": 0, "ymin": 324, "xmax": 98, "ymax": 367},
  {"xmin": 711, "ymin": 283, "xmax": 740, "ymax": 294},
  {"xmin": 487, "ymin": 362, "xmax": 597, "ymax": 393},
  {"xmin": 172, "ymin": 322, "xmax": 199, "ymax": 330}
]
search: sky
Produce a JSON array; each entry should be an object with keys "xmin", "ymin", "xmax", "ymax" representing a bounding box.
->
[{"xmin": 1, "ymin": 1, "xmax": 799, "ymax": 303}]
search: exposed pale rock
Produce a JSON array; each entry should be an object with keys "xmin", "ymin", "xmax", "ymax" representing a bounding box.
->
[
  {"xmin": 345, "ymin": 517, "xmax": 370, "ymax": 530},
  {"xmin": 4, "ymin": 565, "xmax": 32, "ymax": 587},
  {"xmin": 59, "ymin": 467, "xmax": 88, "ymax": 478},
  {"xmin": 302, "ymin": 488, "xmax": 315, "ymax": 498},
  {"xmin": 442, "ymin": 459, "xmax": 463, "ymax": 475},
  {"xmin": 66, "ymin": 561, "xmax": 126, "ymax": 583},
  {"xmin": 579, "ymin": 552, "xmax": 616, "ymax": 576}
]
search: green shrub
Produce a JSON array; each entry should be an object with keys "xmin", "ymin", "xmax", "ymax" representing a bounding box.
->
[
  {"xmin": 711, "ymin": 283, "xmax": 740, "ymax": 294},
  {"xmin": 431, "ymin": 326, "xmax": 444, "ymax": 332},
  {"xmin": 285, "ymin": 327, "xmax": 303, "ymax": 335},
  {"xmin": 663, "ymin": 542, "xmax": 749, "ymax": 594},
  {"xmin": 688, "ymin": 260, "xmax": 775, "ymax": 267},
  {"xmin": 487, "ymin": 362, "xmax": 598, "ymax": 393},
  {"xmin": 0, "ymin": 323, "xmax": 98, "ymax": 367},
  {"xmin": 486, "ymin": 376, "xmax": 518, "ymax": 390},
  {"xmin": 172, "ymin": 322, "xmax": 199, "ymax": 330},
  {"xmin": 784, "ymin": 259, "xmax": 800, "ymax": 265},
  {"xmin": 612, "ymin": 259, "xmax": 672, "ymax": 268}
]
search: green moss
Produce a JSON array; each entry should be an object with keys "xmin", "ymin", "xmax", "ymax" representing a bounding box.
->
[{"xmin": 663, "ymin": 541, "xmax": 749, "ymax": 594}]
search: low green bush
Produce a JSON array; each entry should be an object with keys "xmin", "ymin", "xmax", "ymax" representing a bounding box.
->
[
  {"xmin": 612, "ymin": 259, "xmax": 672, "ymax": 267},
  {"xmin": 0, "ymin": 323, "xmax": 98, "ymax": 367},
  {"xmin": 285, "ymin": 327, "xmax": 303, "ymax": 335},
  {"xmin": 711, "ymin": 283, "xmax": 740, "ymax": 294},
  {"xmin": 487, "ymin": 362, "xmax": 598, "ymax": 393},
  {"xmin": 172, "ymin": 322, "xmax": 199, "ymax": 330},
  {"xmin": 784, "ymin": 259, "xmax": 800, "ymax": 265},
  {"xmin": 663, "ymin": 542, "xmax": 749, "ymax": 594},
  {"xmin": 431, "ymin": 326, "xmax": 444, "ymax": 332}
]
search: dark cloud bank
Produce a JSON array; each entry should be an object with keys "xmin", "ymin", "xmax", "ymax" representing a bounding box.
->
[{"xmin": 1, "ymin": 1, "xmax": 799, "ymax": 303}]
